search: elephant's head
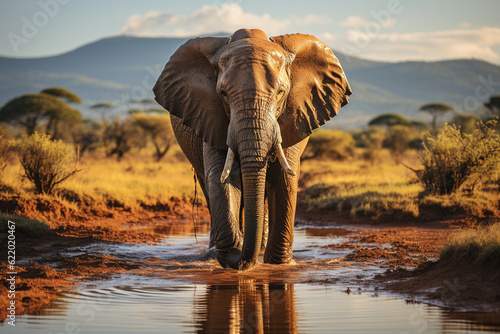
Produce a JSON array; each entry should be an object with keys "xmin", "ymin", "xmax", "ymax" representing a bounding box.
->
[{"xmin": 153, "ymin": 28, "xmax": 351, "ymax": 270}]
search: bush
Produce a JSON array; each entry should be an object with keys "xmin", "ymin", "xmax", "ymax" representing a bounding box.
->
[
  {"xmin": 14, "ymin": 132, "xmax": 80, "ymax": 194},
  {"xmin": 417, "ymin": 118, "xmax": 500, "ymax": 195},
  {"xmin": 302, "ymin": 129, "xmax": 355, "ymax": 161}
]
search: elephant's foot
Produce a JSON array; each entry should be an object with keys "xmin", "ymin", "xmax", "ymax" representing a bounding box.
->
[{"xmin": 226, "ymin": 247, "xmax": 258, "ymax": 270}]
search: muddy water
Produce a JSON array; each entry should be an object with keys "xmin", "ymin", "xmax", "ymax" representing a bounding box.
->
[{"xmin": 4, "ymin": 226, "xmax": 500, "ymax": 333}]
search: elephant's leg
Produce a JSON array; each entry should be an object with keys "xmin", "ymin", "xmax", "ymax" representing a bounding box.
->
[
  {"xmin": 203, "ymin": 144, "xmax": 243, "ymax": 267},
  {"xmin": 171, "ymin": 116, "xmax": 205, "ymax": 181},
  {"xmin": 264, "ymin": 139, "xmax": 308, "ymax": 264},
  {"xmin": 171, "ymin": 116, "xmax": 213, "ymax": 245}
]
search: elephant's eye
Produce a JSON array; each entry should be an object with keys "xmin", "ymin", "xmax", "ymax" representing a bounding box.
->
[{"xmin": 220, "ymin": 88, "xmax": 228, "ymax": 98}]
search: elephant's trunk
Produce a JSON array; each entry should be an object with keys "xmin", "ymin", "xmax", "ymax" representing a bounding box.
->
[
  {"xmin": 226, "ymin": 109, "xmax": 276, "ymax": 270},
  {"xmin": 227, "ymin": 161, "xmax": 267, "ymax": 270}
]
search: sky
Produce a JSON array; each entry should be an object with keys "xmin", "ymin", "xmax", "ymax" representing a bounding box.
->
[{"xmin": 1, "ymin": 0, "xmax": 500, "ymax": 64}]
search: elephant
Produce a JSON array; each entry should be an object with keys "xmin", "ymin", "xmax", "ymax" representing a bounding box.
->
[{"xmin": 153, "ymin": 28, "xmax": 351, "ymax": 270}]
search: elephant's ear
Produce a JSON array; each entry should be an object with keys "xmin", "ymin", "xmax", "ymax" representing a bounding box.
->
[
  {"xmin": 271, "ymin": 34, "xmax": 352, "ymax": 148},
  {"xmin": 153, "ymin": 37, "xmax": 230, "ymax": 150}
]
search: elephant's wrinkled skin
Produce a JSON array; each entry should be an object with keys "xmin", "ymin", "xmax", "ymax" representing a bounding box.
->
[{"xmin": 153, "ymin": 29, "xmax": 351, "ymax": 270}]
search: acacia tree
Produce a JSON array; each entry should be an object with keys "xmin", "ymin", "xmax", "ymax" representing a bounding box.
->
[
  {"xmin": 41, "ymin": 87, "xmax": 83, "ymax": 139},
  {"xmin": 90, "ymin": 102, "xmax": 115, "ymax": 120},
  {"xmin": 131, "ymin": 113, "xmax": 175, "ymax": 161},
  {"xmin": 71, "ymin": 119, "xmax": 103, "ymax": 157},
  {"xmin": 419, "ymin": 103, "xmax": 453, "ymax": 132},
  {"xmin": 102, "ymin": 116, "xmax": 143, "ymax": 161},
  {"xmin": 368, "ymin": 113, "xmax": 412, "ymax": 128},
  {"xmin": 0, "ymin": 89, "xmax": 81, "ymax": 136},
  {"xmin": 41, "ymin": 87, "xmax": 82, "ymax": 104}
]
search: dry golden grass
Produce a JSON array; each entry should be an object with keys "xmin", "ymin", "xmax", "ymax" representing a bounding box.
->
[
  {"xmin": 1, "ymin": 145, "xmax": 200, "ymax": 212},
  {"xmin": 2, "ymin": 141, "xmax": 498, "ymax": 222},
  {"xmin": 301, "ymin": 151, "xmax": 422, "ymax": 217},
  {"xmin": 440, "ymin": 222, "xmax": 500, "ymax": 266},
  {"xmin": 301, "ymin": 149, "xmax": 500, "ymax": 219}
]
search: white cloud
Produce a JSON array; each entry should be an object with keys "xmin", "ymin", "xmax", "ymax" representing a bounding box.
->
[
  {"xmin": 120, "ymin": 4, "xmax": 291, "ymax": 37},
  {"xmin": 340, "ymin": 16, "xmax": 368, "ymax": 28},
  {"xmin": 323, "ymin": 27, "xmax": 500, "ymax": 64}
]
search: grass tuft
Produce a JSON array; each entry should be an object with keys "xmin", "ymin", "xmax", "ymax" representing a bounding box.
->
[
  {"xmin": 0, "ymin": 213, "xmax": 53, "ymax": 237},
  {"xmin": 440, "ymin": 222, "xmax": 500, "ymax": 267}
]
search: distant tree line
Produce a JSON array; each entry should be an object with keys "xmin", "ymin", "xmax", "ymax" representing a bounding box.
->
[{"xmin": 0, "ymin": 87, "xmax": 176, "ymax": 162}]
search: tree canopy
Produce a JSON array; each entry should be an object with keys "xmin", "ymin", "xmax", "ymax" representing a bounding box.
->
[
  {"xmin": 41, "ymin": 87, "xmax": 82, "ymax": 104},
  {"xmin": 368, "ymin": 113, "xmax": 412, "ymax": 127},
  {"xmin": 0, "ymin": 93, "xmax": 80, "ymax": 135},
  {"xmin": 90, "ymin": 102, "xmax": 115, "ymax": 109},
  {"xmin": 419, "ymin": 103, "xmax": 453, "ymax": 132}
]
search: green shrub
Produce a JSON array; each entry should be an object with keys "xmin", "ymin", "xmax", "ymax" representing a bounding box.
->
[
  {"xmin": 14, "ymin": 132, "xmax": 80, "ymax": 194},
  {"xmin": 302, "ymin": 129, "xmax": 355, "ymax": 161},
  {"xmin": 418, "ymin": 117, "xmax": 500, "ymax": 195}
]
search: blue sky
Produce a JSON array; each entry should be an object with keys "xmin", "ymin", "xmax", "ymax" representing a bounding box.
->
[{"xmin": 1, "ymin": 0, "xmax": 500, "ymax": 63}]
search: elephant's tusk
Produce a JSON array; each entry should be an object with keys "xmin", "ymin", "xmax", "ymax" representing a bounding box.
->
[
  {"xmin": 220, "ymin": 148, "xmax": 235, "ymax": 183},
  {"xmin": 276, "ymin": 144, "xmax": 296, "ymax": 177}
]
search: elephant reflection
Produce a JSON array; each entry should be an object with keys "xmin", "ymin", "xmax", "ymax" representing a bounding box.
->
[{"xmin": 194, "ymin": 282, "xmax": 297, "ymax": 333}]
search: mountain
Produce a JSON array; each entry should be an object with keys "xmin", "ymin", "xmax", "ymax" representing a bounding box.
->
[{"xmin": 1, "ymin": 35, "xmax": 500, "ymax": 128}]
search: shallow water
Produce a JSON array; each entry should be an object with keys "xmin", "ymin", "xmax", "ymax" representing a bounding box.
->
[{"xmin": 3, "ymin": 226, "xmax": 500, "ymax": 333}]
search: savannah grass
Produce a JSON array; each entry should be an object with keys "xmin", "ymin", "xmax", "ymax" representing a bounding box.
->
[
  {"xmin": 301, "ymin": 149, "xmax": 500, "ymax": 219},
  {"xmin": 302, "ymin": 153, "xmax": 421, "ymax": 217},
  {"xmin": 1, "ymin": 144, "xmax": 200, "ymax": 213},
  {"xmin": 440, "ymin": 222, "xmax": 500, "ymax": 267}
]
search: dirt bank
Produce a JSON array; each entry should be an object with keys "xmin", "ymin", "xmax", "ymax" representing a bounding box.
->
[{"xmin": 378, "ymin": 250, "xmax": 500, "ymax": 312}]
